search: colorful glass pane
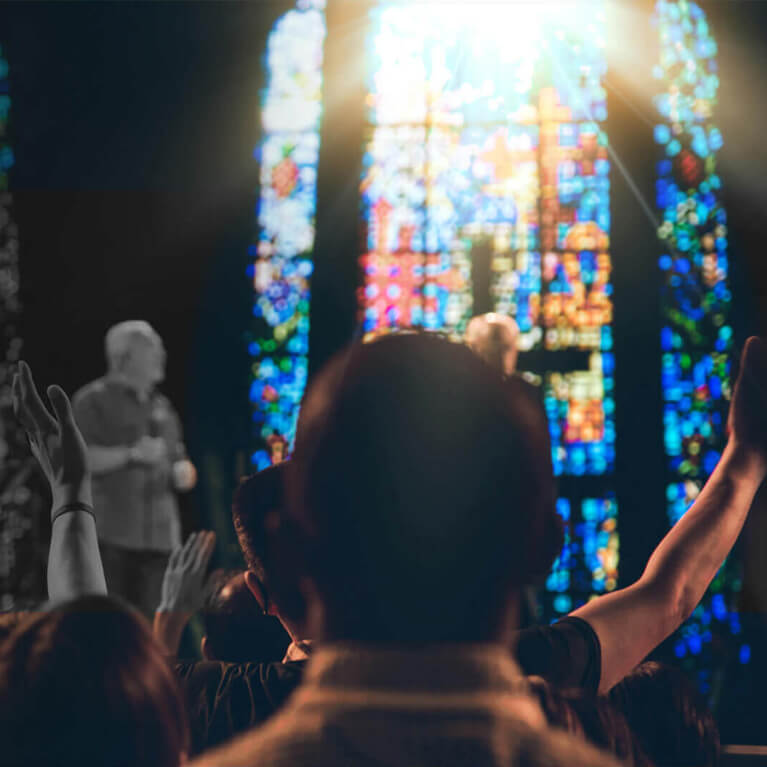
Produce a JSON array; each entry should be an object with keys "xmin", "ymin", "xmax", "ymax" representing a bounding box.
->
[
  {"xmin": 654, "ymin": 0, "xmax": 740, "ymax": 690},
  {"xmin": 361, "ymin": 2, "xmax": 616, "ymax": 616},
  {"xmin": 249, "ymin": 1, "xmax": 326, "ymax": 470},
  {"xmin": 544, "ymin": 495, "xmax": 619, "ymax": 619},
  {"xmin": 545, "ymin": 353, "xmax": 615, "ymax": 476}
]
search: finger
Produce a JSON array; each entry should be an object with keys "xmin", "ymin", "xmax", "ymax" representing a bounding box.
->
[
  {"xmin": 181, "ymin": 532, "xmax": 198, "ymax": 566},
  {"xmin": 193, "ymin": 531, "xmax": 216, "ymax": 571},
  {"xmin": 12, "ymin": 372, "xmax": 37, "ymax": 432},
  {"xmin": 47, "ymin": 385, "xmax": 78, "ymax": 433},
  {"xmin": 12, "ymin": 373, "xmax": 32, "ymax": 428},
  {"xmin": 167, "ymin": 544, "xmax": 182, "ymax": 571},
  {"xmin": 18, "ymin": 362, "xmax": 57, "ymax": 433},
  {"xmin": 190, "ymin": 530, "xmax": 211, "ymax": 570},
  {"xmin": 27, "ymin": 435, "xmax": 43, "ymax": 464}
]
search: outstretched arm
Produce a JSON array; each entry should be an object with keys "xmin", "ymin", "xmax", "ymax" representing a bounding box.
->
[
  {"xmin": 13, "ymin": 361, "xmax": 107, "ymax": 601},
  {"xmin": 572, "ymin": 337, "xmax": 767, "ymax": 693}
]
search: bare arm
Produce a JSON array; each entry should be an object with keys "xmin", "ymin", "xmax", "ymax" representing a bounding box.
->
[
  {"xmin": 48, "ymin": 509, "xmax": 106, "ymax": 601},
  {"xmin": 572, "ymin": 336, "xmax": 767, "ymax": 693},
  {"xmin": 573, "ymin": 441, "xmax": 764, "ymax": 692},
  {"xmin": 13, "ymin": 362, "xmax": 107, "ymax": 602}
]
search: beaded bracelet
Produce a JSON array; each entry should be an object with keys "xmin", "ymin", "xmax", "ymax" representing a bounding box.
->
[{"xmin": 51, "ymin": 502, "xmax": 96, "ymax": 526}]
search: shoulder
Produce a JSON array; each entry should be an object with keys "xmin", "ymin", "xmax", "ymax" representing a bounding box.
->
[
  {"xmin": 175, "ymin": 659, "xmax": 287, "ymax": 695},
  {"xmin": 153, "ymin": 390, "xmax": 173, "ymax": 408},
  {"xmin": 151, "ymin": 391, "xmax": 179, "ymax": 418},
  {"xmin": 187, "ymin": 701, "xmax": 320, "ymax": 767},
  {"xmin": 177, "ymin": 660, "xmax": 304, "ymax": 755},
  {"xmin": 72, "ymin": 378, "xmax": 109, "ymax": 409},
  {"xmin": 515, "ymin": 616, "xmax": 602, "ymax": 692},
  {"xmin": 175, "ymin": 659, "xmax": 225, "ymax": 688}
]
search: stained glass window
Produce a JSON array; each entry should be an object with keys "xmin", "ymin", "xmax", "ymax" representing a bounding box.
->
[
  {"xmin": 249, "ymin": 0, "xmax": 326, "ymax": 470},
  {"xmin": 654, "ymin": 0, "xmax": 741, "ymax": 690},
  {"xmin": 544, "ymin": 494, "xmax": 618, "ymax": 616},
  {"xmin": 360, "ymin": 2, "xmax": 617, "ymax": 617}
]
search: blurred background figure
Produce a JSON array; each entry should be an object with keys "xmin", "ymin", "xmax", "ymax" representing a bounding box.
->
[
  {"xmin": 73, "ymin": 321, "xmax": 197, "ymax": 616},
  {"xmin": 465, "ymin": 312, "xmax": 522, "ymax": 377},
  {"xmin": 464, "ymin": 311, "xmax": 543, "ymax": 399}
]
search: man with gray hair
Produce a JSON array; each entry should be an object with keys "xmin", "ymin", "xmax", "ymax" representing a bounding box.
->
[{"xmin": 73, "ymin": 320, "xmax": 197, "ymax": 616}]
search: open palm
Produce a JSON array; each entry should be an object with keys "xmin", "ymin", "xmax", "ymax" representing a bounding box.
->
[{"xmin": 12, "ymin": 361, "xmax": 91, "ymax": 511}]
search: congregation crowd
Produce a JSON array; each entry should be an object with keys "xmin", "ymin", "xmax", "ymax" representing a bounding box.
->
[{"xmin": 1, "ymin": 315, "xmax": 766, "ymax": 767}]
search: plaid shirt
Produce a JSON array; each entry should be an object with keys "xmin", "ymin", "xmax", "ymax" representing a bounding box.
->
[{"xmin": 191, "ymin": 643, "xmax": 619, "ymax": 767}]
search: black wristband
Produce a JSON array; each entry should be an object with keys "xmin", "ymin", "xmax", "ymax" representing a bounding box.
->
[{"xmin": 51, "ymin": 502, "xmax": 96, "ymax": 526}]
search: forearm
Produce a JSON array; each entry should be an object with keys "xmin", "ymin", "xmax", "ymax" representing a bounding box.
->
[
  {"xmin": 88, "ymin": 445, "xmax": 132, "ymax": 475},
  {"xmin": 574, "ymin": 439, "xmax": 765, "ymax": 692},
  {"xmin": 47, "ymin": 511, "xmax": 107, "ymax": 602},
  {"xmin": 641, "ymin": 439, "xmax": 764, "ymax": 616},
  {"xmin": 153, "ymin": 610, "xmax": 192, "ymax": 656}
]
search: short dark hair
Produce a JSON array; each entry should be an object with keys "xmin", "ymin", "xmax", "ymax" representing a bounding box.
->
[
  {"xmin": 0, "ymin": 595, "xmax": 188, "ymax": 767},
  {"xmin": 607, "ymin": 662, "xmax": 720, "ymax": 767},
  {"xmin": 232, "ymin": 463, "xmax": 287, "ymax": 582},
  {"xmin": 564, "ymin": 691, "xmax": 653, "ymax": 767},
  {"xmin": 288, "ymin": 333, "xmax": 561, "ymax": 642},
  {"xmin": 525, "ymin": 676, "xmax": 583, "ymax": 736},
  {"xmin": 201, "ymin": 571, "xmax": 289, "ymax": 663}
]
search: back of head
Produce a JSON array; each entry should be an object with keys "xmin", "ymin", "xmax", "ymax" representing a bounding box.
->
[
  {"xmin": 0, "ymin": 595, "xmax": 188, "ymax": 767},
  {"xmin": 526, "ymin": 676, "xmax": 583, "ymax": 736},
  {"xmin": 565, "ymin": 690, "xmax": 653, "ymax": 767},
  {"xmin": 607, "ymin": 661, "xmax": 720, "ymax": 767},
  {"xmin": 233, "ymin": 464, "xmax": 307, "ymax": 633},
  {"xmin": 232, "ymin": 464, "xmax": 286, "ymax": 583},
  {"xmin": 202, "ymin": 572, "xmax": 289, "ymax": 663},
  {"xmin": 288, "ymin": 333, "xmax": 560, "ymax": 643}
]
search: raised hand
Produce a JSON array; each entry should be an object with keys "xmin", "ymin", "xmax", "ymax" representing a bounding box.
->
[
  {"xmin": 158, "ymin": 531, "xmax": 217, "ymax": 614},
  {"xmin": 728, "ymin": 336, "xmax": 767, "ymax": 471},
  {"xmin": 12, "ymin": 361, "xmax": 92, "ymax": 512}
]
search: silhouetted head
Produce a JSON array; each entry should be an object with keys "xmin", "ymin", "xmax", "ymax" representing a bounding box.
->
[
  {"xmin": 607, "ymin": 661, "xmax": 720, "ymax": 767},
  {"xmin": 233, "ymin": 463, "xmax": 306, "ymax": 639},
  {"xmin": 201, "ymin": 571, "xmax": 289, "ymax": 663},
  {"xmin": 0, "ymin": 595, "xmax": 188, "ymax": 767},
  {"xmin": 465, "ymin": 312, "xmax": 520, "ymax": 376},
  {"xmin": 286, "ymin": 333, "xmax": 561, "ymax": 643}
]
